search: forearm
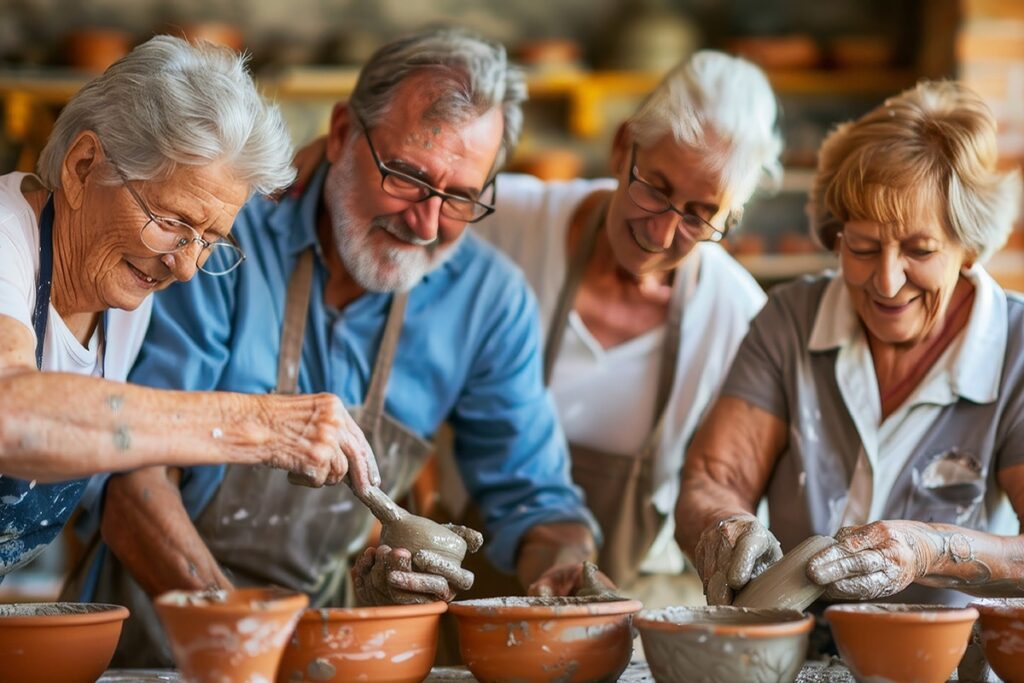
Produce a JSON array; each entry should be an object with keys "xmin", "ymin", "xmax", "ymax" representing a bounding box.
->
[
  {"xmin": 515, "ymin": 521, "xmax": 597, "ymax": 589},
  {"xmin": 101, "ymin": 466, "xmax": 231, "ymax": 596},
  {"xmin": 911, "ymin": 522, "xmax": 1024, "ymax": 597},
  {"xmin": 0, "ymin": 369, "xmax": 274, "ymax": 481}
]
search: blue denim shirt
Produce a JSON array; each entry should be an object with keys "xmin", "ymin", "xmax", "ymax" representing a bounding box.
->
[{"xmin": 80, "ymin": 163, "xmax": 596, "ymax": 581}]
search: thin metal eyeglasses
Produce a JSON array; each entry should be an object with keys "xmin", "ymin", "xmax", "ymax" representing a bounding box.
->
[
  {"xmin": 115, "ymin": 167, "xmax": 246, "ymax": 276},
  {"xmin": 626, "ymin": 144, "xmax": 728, "ymax": 243},
  {"xmin": 357, "ymin": 114, "xmax": 497, "ymax": 224}
]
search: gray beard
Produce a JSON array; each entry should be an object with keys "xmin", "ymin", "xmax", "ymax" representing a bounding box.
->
[{"xmin": 323, "ymin": 157, "xmax": 461, "ymax": 293}]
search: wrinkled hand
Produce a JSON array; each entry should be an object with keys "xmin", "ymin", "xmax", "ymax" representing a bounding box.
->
[
  {"xmin": 352, "ymin": 524, "xmax": 483, "ymax": 605},
  {"xmin": 270, "ymin": 393, "xmax": 380, "ymax": 491},
  {"xmin": 807, "ymin": 521, "xmax": 937, "ymax": 600},
  {"xmin": 695, "ymin": 513, "xmax": 782, "ymax": 605},
  {"xmin": 528, "ymin": 560, "xmax": 618, "ymax": 599}
]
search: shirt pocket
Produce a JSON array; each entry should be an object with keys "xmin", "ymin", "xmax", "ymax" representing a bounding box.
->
[{"xmin": 902, "ymin": 448, "xmax": 987, "ymax": 528}]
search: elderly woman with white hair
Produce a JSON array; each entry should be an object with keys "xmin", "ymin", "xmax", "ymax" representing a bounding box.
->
[
  {"xmin": 0, "ymin": 35, "xmax": 378, "ymax": 580},
  {"xmin": 472, "ymin": 50, "xmax": 781, "ymax": 596},
  {"xmin": 677, "ymin": 80, "xmax": 1024, "ymax": 607}
]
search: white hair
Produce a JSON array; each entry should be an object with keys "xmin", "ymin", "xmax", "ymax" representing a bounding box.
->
[
  {"xmin": 349, "ymin": 27, "xmax": 527, "ymax": 171},
  {"xmin": 37, "ymin": 35, "xmax": 295, "ymax": 196},
  {"xmin": 628, "ymin": 50, "xmax": 783, "ymax": 212}
]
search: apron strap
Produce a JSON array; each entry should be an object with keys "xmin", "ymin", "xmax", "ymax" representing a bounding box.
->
[
  {"xmin": 276, "ymin": 249, "xmax": 315, "ymax": 395},
  {"xmin": 543, "ymin": 195, "xmax": 689, "ymax": 445},
  {"xmin": 360, "ymin": 292, "xmax": 408, "ymax": 437},
  {"xmin": 275, "ymin": 246, "xmax": 409, "ymax": 439},
  {"xmin": 33, "ymin": 196, "xmax": 55, "ymax": 370}
]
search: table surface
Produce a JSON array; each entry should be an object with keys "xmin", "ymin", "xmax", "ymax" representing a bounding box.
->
[{"xmin": 98, "ymin": 660, "xmax": 970, "ymax": 682}]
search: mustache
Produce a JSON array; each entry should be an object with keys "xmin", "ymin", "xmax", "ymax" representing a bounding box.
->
[{"xmin": 374, "ymin": 216, "xmax": 437, "ymax": 248}]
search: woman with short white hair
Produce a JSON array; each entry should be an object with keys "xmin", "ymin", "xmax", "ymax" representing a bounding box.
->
[
  {"xmin": 0, "ymin": 35, "xmax": 378, "ymax": 579},
  {"xmin": 678, "ymin": 81, "xmax": 1024, "ymax": 607},
  {"xmin": 474, "ymin": 50, "xmax": 782, "ymax": 594}
]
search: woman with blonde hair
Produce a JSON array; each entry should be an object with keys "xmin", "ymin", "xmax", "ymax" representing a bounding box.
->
[{"xmin": 677, "ymin": 80, "xmax": 1024, "ymax": 606}]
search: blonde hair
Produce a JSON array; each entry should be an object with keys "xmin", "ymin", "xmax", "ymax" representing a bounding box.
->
[{"xmin": 809, "ymin": 80, "xmax": 1022, "ymax": 262}]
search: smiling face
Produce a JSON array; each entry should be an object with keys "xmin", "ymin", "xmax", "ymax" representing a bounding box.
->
[
  {"xmin": 323, "ymin": 75, "xmax": 504, "ymax": 293},
  {"xmin": 77, "ymin": 160, "xmax": 250, "ymax": 311},
  {"xmin": 839, "ymin": 201, "xmax": 971, "ymax": 346},
  {"xmin": 605, "ymin": 131, "xmax": 730, "ymax": 278}
]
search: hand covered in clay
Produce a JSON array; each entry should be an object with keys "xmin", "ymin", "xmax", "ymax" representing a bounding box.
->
[
  {"xmin": 528, "ymin": 560, "xmax": 620, "ymax": 599},
  {"xmin": 352, "ymin": 523, "xmax": 484, "ymax": 605},
  {"xmin": 806, "ymin": 521, "xmax": 940, "ymax": 600},
  {"xmin": 695, "ymin": 513, "xmax": 782, "ymax": 605}
]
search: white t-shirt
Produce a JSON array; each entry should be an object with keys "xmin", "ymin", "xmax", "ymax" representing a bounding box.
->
[
  {"xmin": 0, "ymin": 172, "xmax": 152, "ymax": 381},
  {"xmin": 475, "ymin": 173, "xmax": 767, "ymax": 569}
]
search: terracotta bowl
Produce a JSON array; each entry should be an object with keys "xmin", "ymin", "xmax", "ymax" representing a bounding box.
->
[
  {"xmin": 155, "ymin": 587, "xmax": 308, "ymax": 683},
  {"xmin": 825, "ymin": 603, "xmax": 978, "ymax": 683},
  {"xmin": 636, "ymin": 605, "xmax": 812, "ymax": 683},
  {"xmin": 734, "ymin": 534, "xmax": 835, "ymax": 611},
  {"xmin": 973, "ymin": 598, "xmax": 1024, "ymax": 683},
  {"xmin": 0, "ymin": 602, "xmax": 129, "ymax": 683},
  {"xmin": 276, "ymin": 601, "xmax": 447, "ymax": 683},
  {"xmin": 448, "ymin": 596, "xmax": 642, "ymax": 683}
]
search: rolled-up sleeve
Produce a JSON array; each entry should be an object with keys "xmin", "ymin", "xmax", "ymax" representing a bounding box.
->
[{"xmin": 449, "ymin": 279, "xmax": 599, "ymax": 573}]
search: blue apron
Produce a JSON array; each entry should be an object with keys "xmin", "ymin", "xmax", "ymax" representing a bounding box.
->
[{"xmin": 0, "ymin": 196, "xmax": 101, "ymax": 578}]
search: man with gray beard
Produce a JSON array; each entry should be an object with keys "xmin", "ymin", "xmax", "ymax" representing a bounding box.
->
[{"xmin": 68, "ymin": 28, "xmax": 601, "ymax": 668}]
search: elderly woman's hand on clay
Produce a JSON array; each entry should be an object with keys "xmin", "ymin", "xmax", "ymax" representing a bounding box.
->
[
  {"xmin": 528, "ymin": 560, "xmax": 619, "ymax": 599},
  {"xmin": 806, "ymin": 521, "xmax": 941, "ymax": 600},
  {"xmin": 696, "ymin": 513, "xmax": 783, "ymax": 605},
  {"xmin": 352, "ymin": 524, "xmax": 483, "ymax": 605},
  {"xmin": 269, "ymin": 393, "xmax": 380, "ymax": 490}
]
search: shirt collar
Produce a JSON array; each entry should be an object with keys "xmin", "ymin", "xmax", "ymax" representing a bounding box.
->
[{"xmin": 808, "ymin": 265, "xmax": 1007, "ymax": 404}]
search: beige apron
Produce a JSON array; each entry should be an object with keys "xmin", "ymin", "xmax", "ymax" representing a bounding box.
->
[
  {"xmin": 542, "ymin": 199, "xmax": 682, "ymax": 587},
  {"xmin": 65, "ymin": 248, "xmax": 434, "ymax": 667}
]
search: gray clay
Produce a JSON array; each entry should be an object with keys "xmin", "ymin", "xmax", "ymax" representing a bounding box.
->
[
  {"xmin": 734, "ymin": 535, "xmax": 836, "ymax": 611},
  {"xmin": 355, "ymin": 484, "xmax": 467, "ymax": 562},
  {"xmin": 0, "ymin": 602, "xmax": 123, "ymax": 617}
]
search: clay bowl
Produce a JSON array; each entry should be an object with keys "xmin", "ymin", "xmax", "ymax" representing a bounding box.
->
[
  {"xmin": 734, "ymin": 534, "xmax": 835, "ymax": 611},
  {"xmin": 276, "ymin": 601, "xmax": 447, "ymax": 683},
  {"xmin": 636, "ymin": 605, "xmax": 813, "ymax": 683},
  {"xmin": 0, "ymin": 602, "xmax": 129, "ymax": 683},
  {"xmin": 825, "ymin": 603, "xmax": 978, "ymax": 683},
  {"xmin": 448, "ymin": 596, "xmax": 642, "ymax": 683},
  {"xmin": 155, "ymin": 587, "xmax": 308, "ymax": 683},
  {"xmin": 973, "ymin": 598, "xmax": 1024, "ymax": 683}
]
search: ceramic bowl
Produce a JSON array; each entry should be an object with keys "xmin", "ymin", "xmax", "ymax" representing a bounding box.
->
[
  {"xmin": 448, "ymin": 596, "xmax": 642, "ymax": 683},
  {"xmin": 155, "ymin": 587, "xmax": 308, "ymax": 683},
  {"xmin": 636, "ymin": 605, "xmax": 813, "ymax": 683},
  {"xmin": 973, "ymin": 598, "xmax": 1024, "ymax": 683},
  {"xmin": 734, "ymin": 534, "xmax": 835, "ymax": 611},
  {"xmin": 0, "ymin": 602, "xmax": 129, "ymax": 683},
  {"xmin": 825, "ymin": 603, "xmax": 978, "ymax": 683},
  {"xmin": 276, "ymin": 601, "xmax": 447, "ymax": 683}
]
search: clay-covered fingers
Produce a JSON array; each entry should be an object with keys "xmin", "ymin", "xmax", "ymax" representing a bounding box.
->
[
  {"xmin": 443, "ymin": 523, "xmax": 484, "ymax": 553},
  {"xmin": 527, "ymin": 563, "xmax": 578, "ymax": 597},
  {"xmin": 728, "ymin": 522, "xmax": 783, "ymax": 589},
  {"xmin": 329, "ymin": 396, "xmax": 380, "ymax": 491},
  {"xmin": 413, "ymin": 549, "xmax": 475, "ymax": 591},
  {"xmin": 695, "ymin": 514, "xmax": 781, "ymax": 605},
  {"xmin": 352, "ymin": 546, "xmax": 389, "ymax": 605}
]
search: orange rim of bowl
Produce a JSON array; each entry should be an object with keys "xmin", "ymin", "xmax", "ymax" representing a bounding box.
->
[
  {"xmin": 298, "ymin": 601, "xmax": 448, "ymax": 622},
  {"xmin": 155, "ymin": 587, "xmax": 308, "ymax": 614},
  {"xmin": 636, "ymin": 606, "xmax": 814, "ymax": 637},
  {"xmin": 825, "ymin": 604, "xmax": 979, "ymax": 624},
  {"xmin": 971, "ymin": 599, "xmax": 1024, "ymax": 618},
  {"xmin": 0, "ymin": 603, "xmax": 130, "ymax": 627},
  {"xmin": 448, "ymin": 598, "xmax": 643, "ymax": 619}
]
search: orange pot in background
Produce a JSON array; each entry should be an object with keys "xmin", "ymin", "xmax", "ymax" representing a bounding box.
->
[{"xmin": 65, "ymin": 29, "xmax": 132, "ymax": 73}]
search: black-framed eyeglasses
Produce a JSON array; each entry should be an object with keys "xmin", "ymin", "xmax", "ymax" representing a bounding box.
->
[
  {"xmin": 357, "ymin": 114, "xmax": 496, "ymax": 224},
  {"xmin": 115, "ymin": 167, "xmax": 246, "ymax": 276},
  {"xmin": 626, "ymin": 144, "xmax": 728, "ymax": 243}
]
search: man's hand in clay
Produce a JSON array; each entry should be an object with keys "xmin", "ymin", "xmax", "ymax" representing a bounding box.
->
[
  {"xmin": 696, "ymin": 513, "xmax": 782, "ymax": 605},
  {"xmin": 806, "ymin": 521, "xmax": 938, "ymax": 600},
  {"xmin": 352, "ymin": 524, "xmax": 483, "ymax": 605},
  {"xmin": 529, "ymin": 560, "xmax": 620, "ymax": 599}
]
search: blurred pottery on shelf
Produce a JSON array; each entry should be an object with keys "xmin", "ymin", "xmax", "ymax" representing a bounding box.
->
[
  {"xmin": 727, "ymin": 35, "xmax": 821, "ymax": 70},
  {"xmin": 172, "ymin": 23, "xmax": 245, "ymax": 52},
  {"xmin": 510, "ymin": 149, "xmax": 584, "ymax": 181},
  {"xmin": 829, "ymin": 36, "xmax": 895, "ymax": 68},
  {"xmin": 65, "ymin": 29, "xmax": 132, "ymax": 73}
]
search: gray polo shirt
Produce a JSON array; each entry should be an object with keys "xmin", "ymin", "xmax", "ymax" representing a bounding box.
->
[{"xmin": 721, "ymin": 271, "xmax": 1024, "ymax": 603}]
